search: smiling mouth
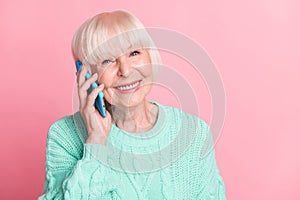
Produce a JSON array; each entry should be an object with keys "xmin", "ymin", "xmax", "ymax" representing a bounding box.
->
[{"xmin": 114, "ymin": 80, "xmax": 142, "ymax": 92}]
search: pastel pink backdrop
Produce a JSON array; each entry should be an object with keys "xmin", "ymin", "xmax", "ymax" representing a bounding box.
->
[{"xmin": 1, "ymin": 0, "xmax": 299, "ymax": 199}]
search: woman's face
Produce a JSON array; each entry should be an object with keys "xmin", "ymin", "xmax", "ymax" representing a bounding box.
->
[{"xmin": 94, "ymin": 48, "xmax": 153, "ymax": 108}]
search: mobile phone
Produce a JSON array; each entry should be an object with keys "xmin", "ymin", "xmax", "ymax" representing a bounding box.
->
[{"xmin": 75, "ymin": 60, "xmax": 107, "ymax": 118}]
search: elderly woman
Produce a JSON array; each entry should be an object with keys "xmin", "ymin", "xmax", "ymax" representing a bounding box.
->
[{"xmin": 39, "ymin": 10, "xmax": 226, "ymax": 200}]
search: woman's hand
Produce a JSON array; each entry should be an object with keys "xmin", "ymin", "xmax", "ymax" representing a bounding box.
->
[{"xmin": 76, "ymin": 65, "xmax": 112, "ymax": 145}]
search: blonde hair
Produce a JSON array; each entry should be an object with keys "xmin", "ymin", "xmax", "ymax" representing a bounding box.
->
[{"xmin": 71, "ymin": 10, "xmax": 162, "ymax": 79}]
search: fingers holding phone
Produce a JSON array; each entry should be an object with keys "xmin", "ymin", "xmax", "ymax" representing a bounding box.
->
[
  {"xmin": 77, "ymin": 69, "xmax": 98, "ymax": 110},
  {"xmin": 86, "ymin": 82, "xmax": 104, "ymax": 110},
  {"xmin": 75, "ymin": 60, "xmax": 112, "ymax": 145}
]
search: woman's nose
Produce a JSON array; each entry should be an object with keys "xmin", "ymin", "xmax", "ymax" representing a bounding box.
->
[{"xmin": 117, "ymin": 56, "xmax": 131, "ymax": 77}]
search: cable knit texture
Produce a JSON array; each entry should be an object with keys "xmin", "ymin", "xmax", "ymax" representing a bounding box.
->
[{"xmin": 38, "ymin": 101, "xmax": 226, "ymax": 200}]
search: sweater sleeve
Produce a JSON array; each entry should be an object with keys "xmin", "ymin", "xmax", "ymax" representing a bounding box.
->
[
  {"xmin": 195, "ymin": 120, "xmax": 227, "ymax": 200},
  {"xmin": 195, "ymin": 149, "xmax": 227, "ymax": 200},
  {"xmin": 38, "ymin": 117, "xmax": 118, "ymax": 200}
]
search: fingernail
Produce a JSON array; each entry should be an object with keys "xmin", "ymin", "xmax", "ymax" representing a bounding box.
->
[{"xmin": 93, "ymin": 73, "xmax": 98, "ymax": 77}]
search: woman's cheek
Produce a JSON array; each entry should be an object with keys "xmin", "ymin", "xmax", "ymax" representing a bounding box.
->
[{"xmin": 102, "ymin": 88, "xmax": 112, "ymax": 104}]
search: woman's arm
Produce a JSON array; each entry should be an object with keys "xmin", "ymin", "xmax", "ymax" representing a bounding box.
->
[
  {"xmin": 195, "ymin": 148, "xmax": 227, "ymax": 200},
  {"xmin": 195, "ymin": 119, "xmax": 227, "ymax": 200},
  {"xmin": 38, "ymin": 118, "xmax": 118, "ymax": 200}
]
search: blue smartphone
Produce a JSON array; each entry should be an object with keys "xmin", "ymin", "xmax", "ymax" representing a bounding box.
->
[{"xmin": 75, "ymin": 60, "xmax": 107, "ymax": 118}]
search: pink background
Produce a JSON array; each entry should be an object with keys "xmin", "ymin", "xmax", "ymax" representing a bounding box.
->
[{"xmin": 1, "ymin": 0, "xmax": 299, "ymax": 199}]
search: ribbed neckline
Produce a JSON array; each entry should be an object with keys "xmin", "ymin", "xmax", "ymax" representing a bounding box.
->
[{"xmin": 73, "ymin": 100, "xmax": 174, "ymax": 153}]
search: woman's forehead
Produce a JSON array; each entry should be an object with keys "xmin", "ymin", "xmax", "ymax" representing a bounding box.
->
[
  {"xmin": 85, "ymin": 22, "xmax": 153, "ymax": 64},
  {"xmin": 96, "ymin": 33, "xmax": 148, "ymax": 57}
]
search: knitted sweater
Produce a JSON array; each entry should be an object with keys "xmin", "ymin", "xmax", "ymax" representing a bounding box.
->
[{"xmin": 38, "ymin": 101, "xmax": 226, "ymax": 199}]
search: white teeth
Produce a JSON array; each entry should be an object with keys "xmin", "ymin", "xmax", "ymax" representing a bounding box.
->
[{"xmin": 116, "ymin": 81, "xmax": 140, "ymax": 91}]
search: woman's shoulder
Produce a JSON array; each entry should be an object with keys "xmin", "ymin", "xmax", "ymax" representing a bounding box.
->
[
  {"xmin": 45, "ymin": 113, "xmax": 86, "ymax": 167},
  {"xmin": 48, "ymin": 113, "xmax": 76, "ymax": 135},
  {"xmin": 156, "ymin": 100, "xmax": 211, "ymax": 140},
  {"xmin": 157, "ymin": 101, "xmax": 213, "ymax": 158},
  {"xmin": 49, "ymin": 114, "xmax": 74, "ymax": 127},
  {"xmin": 47, "ymin": 112, "xmax": 86, "ymax": 146},
  {"xmin": 157, "ymin": 101, "xmax": 210, "ymax": 129}
]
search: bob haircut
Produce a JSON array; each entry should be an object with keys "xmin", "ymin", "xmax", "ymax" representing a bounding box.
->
[{"xmin": 71, "ymin": 10, "xmax": 162, "ymax": 80}]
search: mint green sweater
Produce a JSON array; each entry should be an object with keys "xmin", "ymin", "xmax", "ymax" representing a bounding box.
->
[{"xmin": 38, "ymin": 101, "xmax": 226, "ymax": 199}]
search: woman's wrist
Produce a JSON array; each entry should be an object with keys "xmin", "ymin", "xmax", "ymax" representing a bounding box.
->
[{"xmin": 86, "ymin": 134, "xmax": 107, "ymax": 145}]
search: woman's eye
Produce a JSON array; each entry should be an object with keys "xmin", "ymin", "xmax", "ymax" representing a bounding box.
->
[
  {"xmin": 130, "ymin": 50, "xmax": 140, "ymax": 56},
  {"xmin": 102, "ymin": 59, "xmax": 113, "ymax": 65}
]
